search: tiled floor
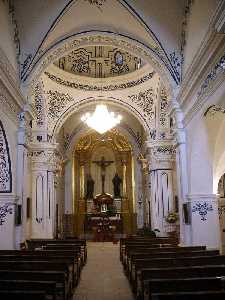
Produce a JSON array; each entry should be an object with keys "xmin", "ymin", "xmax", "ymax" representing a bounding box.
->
[{"xmin": 73, "ymin": 242, "xmax": 135, "ymax": 300}]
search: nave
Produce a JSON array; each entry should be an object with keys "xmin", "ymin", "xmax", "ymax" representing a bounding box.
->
[{"xmin": 74, "ymin": 242, "xmax": 134, "ymax": 300}]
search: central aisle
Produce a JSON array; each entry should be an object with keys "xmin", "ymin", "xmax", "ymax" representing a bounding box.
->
[{"xmin": 73, "ymin": 242, "xmax": 135, "ymax": 300}]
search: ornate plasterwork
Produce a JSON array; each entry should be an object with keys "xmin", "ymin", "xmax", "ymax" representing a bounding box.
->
[
  {"xmin": 150, "ymin": 145, "xmax": 176, "ymax": 162},
  {"xmin": 34, "ymin": 81, "xmax": 45, "ymax": 127},
  {"xmin": 75, "ymin": 129, "xmax": 131, "ymax": 153},
  {"xmin": 24, "ymin": 33, "xmax": 177, "ymax": 92},
  {"xmin": 218, "ymin": 206, "xmax": 225, "ymax": 219},
  {"xmin": 0, "ymin": 120, "xmax": 12, "ymax": 193},
  {"xmin": 128, "ymin": 89, "xmax": 155, "ymax": 123},
  {"xmin": 159, "ymin": 87, "xmax": 168, "ymax": 127},
  {"xmin": 47, "ymin": 90, "xmax": 74, "ymax": 120},
  {"xmin": 44, "ymin": 71, "xmax": 155, "ymax": 91},
  {"xmin": 29, "ymin": 147, "xmax": 62, "ymax": 173},
  {"xmin": 154, "ymin": 145, "xmax": 176, "ymax": 156},
  {"xmin": 0, "ymin": 203, "xmax": 13, "ymax": 225},
  {"xmin": 54, "ymin": 46, "xmax": 143, "ymax": 78},
  {"xmin": 180, "ymin": 0, "xmax": 194, "ymax": 63},
  {"xmin": 197, "ymin": 54, "xmax": 225, "ymax": 98},
  {"xmin": 84, "ymin": 0, "xmax": 106, "ymax": 10},
  {"xmin": 0, "ymin": 80, "xmax": 21, "ymax": 124},
  {"xmin": 192, "ymin": 202, "xmax": 213, "ymax": 221},
  {"xmin": 204, "ymin": 104, "xmax": 225, "ymax": 117}
]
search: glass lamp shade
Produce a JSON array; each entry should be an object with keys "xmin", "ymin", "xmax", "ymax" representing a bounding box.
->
[{"xmin": 81, "ymin": 104, "xmax": 122, "ymax": 134}]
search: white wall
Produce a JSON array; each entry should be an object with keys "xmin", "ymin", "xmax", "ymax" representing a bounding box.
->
[
  {"xmin": 0, "ymin": 1, "xmax": 18, "ymax": 72},
  {"xmin": 183, "ymin": 0, "xmax": 221, "ymax": 74}
]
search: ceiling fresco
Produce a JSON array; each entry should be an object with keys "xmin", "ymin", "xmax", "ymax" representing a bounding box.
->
[{"xmin": 53, "ymin": 45, "xmax": 143, "ymax": 78}]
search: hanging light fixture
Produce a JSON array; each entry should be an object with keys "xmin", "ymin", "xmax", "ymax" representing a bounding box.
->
[{"xmin": 81, "ymin": 104, "xmax": 122, "ymax": 134}]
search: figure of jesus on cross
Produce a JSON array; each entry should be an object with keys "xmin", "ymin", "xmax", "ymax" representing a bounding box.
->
[{"xmin": 92, "ymin": 156, "xmax": 114, "ymax": 194}]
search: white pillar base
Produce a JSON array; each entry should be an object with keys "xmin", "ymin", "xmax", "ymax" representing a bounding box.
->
[{"xmin": 187, "ymin": 194, "xmax": 221, "ymax": 249}]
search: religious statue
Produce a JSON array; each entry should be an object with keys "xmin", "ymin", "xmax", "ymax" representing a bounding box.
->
[
  {"xmin": 92, "ymin": 156, "xmax": 114, "ymax": 194},
  {"xmin": 86, "ymin": 174, "xmax": 95, "ymax": 199},
  {"xmin": 112, "ymin": 173, "xmax": 122, "ymax": 198}
]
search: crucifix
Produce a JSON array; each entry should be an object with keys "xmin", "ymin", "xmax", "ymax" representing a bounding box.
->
[{"xmin": 92, "ymin": 156, "xmax": 114, "ymax": 194}]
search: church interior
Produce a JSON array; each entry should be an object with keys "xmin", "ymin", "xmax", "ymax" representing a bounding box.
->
[{"xmin": 0, "ymin": 0, "xmax": 225, "ymax": 299}]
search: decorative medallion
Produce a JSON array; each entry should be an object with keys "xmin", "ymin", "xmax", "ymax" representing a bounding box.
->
[
  {"xmin": 128, "ymin": 89, "xmax": 155, "ymax": 123},
  {"xmin": 54, "ymin": 46, "xmax": 142, "ymax": 78},
  {"xmin": 0, "ymin": 203, "xmax": 13, "ymax": 225},
  {"xmin": 0, "ymin": 120, "xmax": 12, "ymax": 193},
  {"xmin": 192, "ymin": 202, "xmax": 213, "ymax": 221},
  {"xmin": 44, "ymin": 71, "xmax": 155, "ymax": 91}
]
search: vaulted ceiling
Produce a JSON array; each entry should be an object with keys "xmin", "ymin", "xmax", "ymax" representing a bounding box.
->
[{"xmin": 14, "ymin": 0, "xmax": 185, "ymax": 84}]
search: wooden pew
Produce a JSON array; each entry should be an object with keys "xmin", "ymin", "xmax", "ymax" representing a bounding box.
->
[
  {"xmin": 0, "ymin": 254, "xmax": 79, "ymax": 287},
  {"xmin": 136, "ymin": 265, "xmax": 225, "ymax": 299},
  {"xmin": 123, "ymin": 246, "xmax": 207, "ymax": 270},
  {"xmin": 0, "ymin": 261, "xmax": 71, "ymax": 300},
  {"xmin": 131, "ymin": 255, "xmax": 225, "ymax": 284},
  {"xmin": 143, "ymin": 277, "xmax": 225, "ymax": 300},
  {"xmin": 120, "ymin": 237, "xmax": 178, "ymax": 261},
  {"xmin": 0, "ymin": 290, "xmax": 47, "ymax": 300},
  {"xmin": 0, "ymin": 280, "xmax": 57, "ymax": 300},
  {"xmin": 150, "ymin": 290, "xmax": 225, "ymax": 300},
  {"xmin": 128, "ymin": 250, "xmax": 220, "ymax": 281},
  {"xmin": 0, "ymin": 270, "xmax": 68, "ymax": 300},
  {"xmin": 26, "ymin": 239, "xmax": 87, "ymax": 263}
]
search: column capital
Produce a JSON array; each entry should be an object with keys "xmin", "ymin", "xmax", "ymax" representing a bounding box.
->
[
  {"xmin": 29, "ymin": 142, "xmax": 62, "ymax": 172},
  {"xmin": 144, "ymin": 144, "xmax": 176, "ymax": 171}
]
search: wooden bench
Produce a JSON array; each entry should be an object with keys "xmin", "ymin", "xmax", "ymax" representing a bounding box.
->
[
  {"xmin": 150, "ymin": 290, "xmax": 225, "ymax": 300},
  {"xmin": 131, "ymin": 255, "xmax": 225, "ymax": 284},
  {"xmin": 0, "ymin": 264, "xmax": 70, "ymax": 300},
  {"xmin": 0, "ymin": 279, "xmax": 57, "ymax": 300},
  {"xmin": 0, "ymin": 254, "xmax": 79, "ymax": 287},
  {"xmin": 137, "ymin": 265, "xmax": 225, "ymax": 299},
  {"xmin": 124, "ymin": 246, "xmax": 207, "ymax": 270},
  {"xmin": 143, "ymin": 277, "xmax": 225, "ymax": 300},
  {"xmin": 0, "ymin": 290, "xmax": 47, "ymax": 300},
  {"xmin": 26, "ymin": 239, "xmax": 87, "ymax": 263}
]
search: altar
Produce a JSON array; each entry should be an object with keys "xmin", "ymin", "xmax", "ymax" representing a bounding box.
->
[
  {"xmin": 73, "ymin": 131, "xmax": 135, "ymax": 238},
  {"xmin": 85, "ymin": 214, "xmax": 123, "ymax": 241}
]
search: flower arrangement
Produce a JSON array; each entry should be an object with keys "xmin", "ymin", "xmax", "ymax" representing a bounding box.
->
[{"xmin": 165, "ymin": 212, "xmax": 178, "ymax": 224}]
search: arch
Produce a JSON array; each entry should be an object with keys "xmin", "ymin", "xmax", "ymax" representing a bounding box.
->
[
  {"xmin": 52, "ymin": 96, "xmax": 151, "ymax": 139},
  {"xmin": 25, "ymin": 31, "xmax": 176, "ymax": 100}
]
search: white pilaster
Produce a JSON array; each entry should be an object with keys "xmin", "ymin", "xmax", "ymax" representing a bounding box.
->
[
  {"xmin": 187, "ymin": 194, "xmax": 220, "ymax": 249},
  {"xmin": 30, "ymin": 143, "xmax": 61, "ymax": 238}
]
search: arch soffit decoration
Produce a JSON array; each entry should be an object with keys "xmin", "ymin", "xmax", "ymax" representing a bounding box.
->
[
  {"xmin": 26, "ymin": 32, "xmax": 176, "ymax": 98},
  {"xmin": 52, "ymin": 96, "xmax": 150, "ymax": 140}
]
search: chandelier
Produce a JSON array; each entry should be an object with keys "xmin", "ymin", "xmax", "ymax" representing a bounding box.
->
[{"xmin": 81, "ymin": 104, "xmax": 122, "ymax": 134}]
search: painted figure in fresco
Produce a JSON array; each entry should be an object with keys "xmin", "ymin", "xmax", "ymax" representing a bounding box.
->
[
  {"xmin": 112, "ymin": 173, "xmax": 122, "ymax": 198},
  {"xmin": 86, "ymin": 174, "xmax": 95, "ymax": 199}
]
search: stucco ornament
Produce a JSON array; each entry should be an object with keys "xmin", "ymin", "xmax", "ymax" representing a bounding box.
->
[
  {"xmin": 192, "ymin": 202, "xmax": 213, "ymax": 221},
  {"xmin": 0, "ymin": 121, "xmax": 12, "ymax": 192},
  {"xmin": 0, "ymin": 203, "xmax": 13, "ymax": 225}
]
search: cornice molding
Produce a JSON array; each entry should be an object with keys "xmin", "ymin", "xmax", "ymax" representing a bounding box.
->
[
  {"xmin": 178, "ymin": 1, "xmax": 225, "ymax": 109},
  {"xmin": 184, "ymin": 67, "xmax": 225, "ymax": 126}
]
